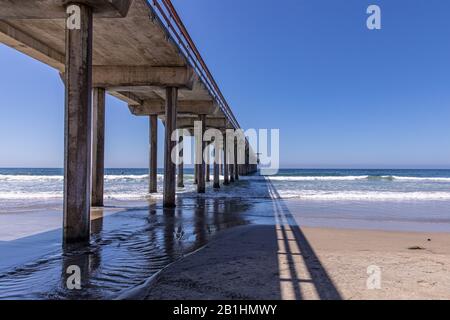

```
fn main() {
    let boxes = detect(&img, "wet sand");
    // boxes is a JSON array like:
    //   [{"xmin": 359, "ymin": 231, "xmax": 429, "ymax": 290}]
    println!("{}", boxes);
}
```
[
  {"xmin": 140, "ymin": 200, "xmax": 450, "ymax": 300},
  {"xmin": 0, "ymin": 197, "xmax": 252, "ymax": 299}
]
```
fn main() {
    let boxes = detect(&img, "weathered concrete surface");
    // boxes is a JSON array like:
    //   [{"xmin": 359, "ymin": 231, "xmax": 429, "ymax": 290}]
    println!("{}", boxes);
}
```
[
  {"xmin": 223, "ymin": 135, "xmax": 229, "ymax": 185},
  {"xmin": 163, "ymin": 87, "xmax": 177, "ymax": 207},
  {"xmin": 91, "ymin": 87, "xmax": 105, "ymax": 207},
  {"xmin": 149, "ymin": 115, "xmax": 158, "ymax": 194},
  {"xmin": 0, "ymin": 0, "xmax": 133, "ymax": 19},
  {"xmin": 63, "ymin": 3, "xmax": 92, "ymax": 244},
  {"xmin": 197, "ymin": 114, "xmax": 206, "ymax": 193},
  {"xmin": 177, "ymin": 135, "xmax": 184, "ymax": 188}
]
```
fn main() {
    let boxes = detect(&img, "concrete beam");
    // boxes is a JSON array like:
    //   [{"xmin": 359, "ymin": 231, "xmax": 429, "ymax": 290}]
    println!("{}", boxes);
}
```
[
  {"xmin": 175, "ymin": 117, "xmax": 228, "ymax": 130},
  {"xmin": 111, "ymin": 91, "xmax": 143, "ymax": 106},
  {"xmin": 0, "ymin": 0, "xmax": 133, "ymax": 19},
  {"xmin": 92, "ymin": 66, "xmax": 195, "ymax": 89},
  {"xmin": 0, "ymin": 21, "xmax": 65, "ymax": 72},
  {"xmin": 129, "ymin": 99, "xmax": 220, "ymax": 116}
]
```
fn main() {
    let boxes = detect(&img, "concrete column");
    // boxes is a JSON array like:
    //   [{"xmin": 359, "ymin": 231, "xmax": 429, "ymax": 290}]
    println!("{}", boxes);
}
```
[
  {"xmin": 230, "ymin": 152, "xmax": 235, "ymax": 183},
  {"xmin": 229, "ymin": 137, "xmax": 235, "ymax": 183},
  {"xmin": 63, "ymin": 3, "xmax": 93, "ymax": 245},
  {"xmin": 91, "ymin": 87, "xmax": 105, "ymax": 207},
  {"xmin": 234, "ymin": 140, "xmax": 239, "ymax": 181},
  {"xmin": 149, "ymin": 115, "xmax": 158, "ymax": 193},
  {"xmin": 177, "ymin": 134, "xmax": 184, "ymax": 188},
  {"xmin": 197, "ymin": 114, "xmax": 206, "ymax": 193},
  {"xmin": 223, "ymin": 134, "xmax": 229, "ymax": 185},
  {"xmin": 205, "ymin": 144, "xmax": 210, "ymax": 182},
  {"xmin": 213, "ymin": 145, "xmax": 220, "ymax": 189},
  {"xmin": 163, "ymin": 87, "xmax": 177, "ymax": 207},
  {"xmin": 194, "ymin": 162, "xmax": 198, "ymax": 184}
]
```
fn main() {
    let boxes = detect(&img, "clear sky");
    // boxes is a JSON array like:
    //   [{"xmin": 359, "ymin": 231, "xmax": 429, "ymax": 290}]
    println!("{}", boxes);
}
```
[{"xmin": 1, "ymin": 0, "xmax": 450, "ymax": 169}]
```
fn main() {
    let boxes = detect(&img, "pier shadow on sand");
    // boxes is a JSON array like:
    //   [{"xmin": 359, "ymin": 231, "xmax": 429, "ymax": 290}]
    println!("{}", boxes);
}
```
[{"xmin": 265, "ymin": 178, "xmax": 342, "ymax": 300}]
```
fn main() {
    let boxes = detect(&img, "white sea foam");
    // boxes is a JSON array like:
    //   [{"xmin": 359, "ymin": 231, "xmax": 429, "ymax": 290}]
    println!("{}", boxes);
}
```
[
  {"xmin": 274, "ymin": 190, "xmax": 450, "ymax": 201},
  {"xmin": 0, "ymin": 175, "xmax": 64, "ymax": 182},
  {"xmin": 2, "ymin": 174, "xmax": 450, "ymax": 183},
  {"xmin": 266, "ymin": 175, "xmax": 370, "ymax": 181},
  {"xmin": 249, "ymin": 175, "xmax": 450, "ymax": 182},
  {"xmin": 2, "ymin": 173, "xmax": 450, "ymax": 202},
  {"xmin": 0, "ymin": 191, "xmax": 62, "ymax": 199}
]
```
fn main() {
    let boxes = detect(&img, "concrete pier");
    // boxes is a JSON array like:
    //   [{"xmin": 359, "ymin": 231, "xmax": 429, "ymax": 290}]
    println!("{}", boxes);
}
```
[
  {"xmin": 0, "ymin": 0, "xmax": 259, "ymax": 244},
  {"xmin": 91, "ymin": 87, "xmax": 105, "ymax": 207},
  {"xmin": 163, "ymin": 87, "xmax": 178, "ymax": 207},
  {"xmin": 63, "ymin": 3, "xmax": 93, "ymax": 245},
  {"xmin": 149, "ymin": 115, "xmax": 158, "ymax": 193}
]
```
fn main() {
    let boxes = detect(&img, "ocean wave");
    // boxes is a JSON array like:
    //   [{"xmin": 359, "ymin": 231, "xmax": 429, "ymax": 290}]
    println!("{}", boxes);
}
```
[
  {"xmin": 253, "ymin": 175, "xmax": 450, "ymax": 182},
  {"xmin": 265, "ymin": 176, "xmax": 370, "ymax": 181},
  {"xmin": 0, "ymin": 175, "xmax": 64, "ymax": 182},
  {"xmin": 276, "ymin": 191, "xmax": 450, "ymax": 201},
  {"xmin": 0, "ymin": 191, "xmax": 62, "ymax": 199},
  {"xmin": 2, "ymin": 173, "xmax": 450, "ymax": 183},
  {"xmin": 0, "ymin": 174, "xmax": 164, "ymax": 182},
  {"xmin": 2, "ymin": 189, "xmax": 450, "ymax": 202}
]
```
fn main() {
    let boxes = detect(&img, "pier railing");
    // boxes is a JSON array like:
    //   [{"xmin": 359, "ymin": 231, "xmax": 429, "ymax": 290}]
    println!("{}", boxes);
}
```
[{"xmin": 149, "ymin": 0, "xmax": 240, "ymax": 130}]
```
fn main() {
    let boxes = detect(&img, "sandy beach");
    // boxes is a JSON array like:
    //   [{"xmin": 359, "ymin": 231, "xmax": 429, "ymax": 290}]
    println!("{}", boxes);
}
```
[{"xmin": 141, "ymin": 223, "xmax": 450, "ymax": 300}]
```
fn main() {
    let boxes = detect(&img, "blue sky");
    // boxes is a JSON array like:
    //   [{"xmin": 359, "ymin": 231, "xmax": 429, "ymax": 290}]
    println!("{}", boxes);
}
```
[{"xmin": 1, "ymin": 0, "xmax": 450, "ymax": 168}]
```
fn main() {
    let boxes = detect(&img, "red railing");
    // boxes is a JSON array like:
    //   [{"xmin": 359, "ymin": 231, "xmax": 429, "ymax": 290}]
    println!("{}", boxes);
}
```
[{"xmin": 149, "ymin": 0, "xmax": 240, "ymax": 129}]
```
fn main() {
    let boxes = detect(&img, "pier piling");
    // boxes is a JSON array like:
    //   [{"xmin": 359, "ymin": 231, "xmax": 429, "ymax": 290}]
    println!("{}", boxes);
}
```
[
  {"xmin": 163, "ymin": 87, "xmax": 177, "ymax": 207},
  {"xmin": 149, "ymin": 115, "xmax": 158, "ymax": 193},
  {"xmin": 197, "ymin": 115, "xmax": 206, "ymax": 193},
  {"xmin": 206, "ymin": 144, "xmax": 210, "ymax": 182},
  {"xmin": 63, "ymin": 3, "xmax": 93, "ymax": 245},
  {"xmin": 177, "ymin": 134, "xmax": 184, "ymax": 188},
  {"xmin": 213, "ymin": 146, "xmax": 220, "ymax": 189},
  {"xmin": 91, "ymin": 87, "xmax": 105, "ymax": 207},
  {"xmin": 223, "ymin": 134, "xmax": 230, "ymax": 185}
]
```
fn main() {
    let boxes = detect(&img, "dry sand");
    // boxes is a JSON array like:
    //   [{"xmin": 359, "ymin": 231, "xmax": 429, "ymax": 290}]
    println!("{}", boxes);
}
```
[{"xmin": 140, "ymin": 223, "xmax": 450, "ymax": 300}]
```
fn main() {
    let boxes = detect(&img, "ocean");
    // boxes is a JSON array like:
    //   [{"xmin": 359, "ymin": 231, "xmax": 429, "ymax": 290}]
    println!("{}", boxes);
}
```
[{"xmin": 1, "ymin": 168, "xmax": 450, "ymax": 209}]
